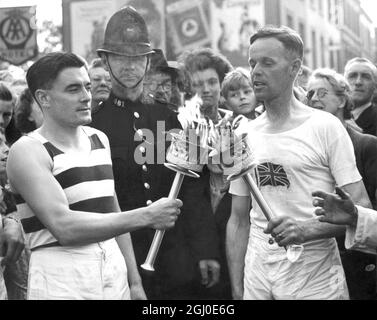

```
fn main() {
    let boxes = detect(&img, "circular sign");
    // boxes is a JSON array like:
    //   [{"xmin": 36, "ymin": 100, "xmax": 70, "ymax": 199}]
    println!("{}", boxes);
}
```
[
  {"xmin": 0, "ymin": 12, "xmax": 33, "ymax": 48},
  {"xmin": 181, "ymin": 18, "xmax": 199, "ymax": 38}
]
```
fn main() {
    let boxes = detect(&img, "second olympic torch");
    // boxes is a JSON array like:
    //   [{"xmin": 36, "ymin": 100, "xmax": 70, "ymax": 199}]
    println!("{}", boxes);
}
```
[{"xmin": 227, "ymin": 168, "xmax": 304, "ymax": 263}]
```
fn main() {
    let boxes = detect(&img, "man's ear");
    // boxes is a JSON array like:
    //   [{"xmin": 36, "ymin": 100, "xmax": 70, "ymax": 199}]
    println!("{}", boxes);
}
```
[
  {"xmin": 34, "ymin": 89, "xmax": 50, "ymax": 109},
  {"xmin": 291, "ymin": 59, "xmax": 302, "ymax": 79}
]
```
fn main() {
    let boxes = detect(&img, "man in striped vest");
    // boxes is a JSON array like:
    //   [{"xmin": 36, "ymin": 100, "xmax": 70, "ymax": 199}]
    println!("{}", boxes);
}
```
[{"xmin": 6, "ymin": 52, "xmax": 182, "ymax": 300}]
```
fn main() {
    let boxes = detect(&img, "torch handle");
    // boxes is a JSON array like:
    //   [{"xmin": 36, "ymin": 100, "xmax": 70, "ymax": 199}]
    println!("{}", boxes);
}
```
[
  {"xmin": 141, "ymin": 172, "xmax": 185, "ymax": 271},
  {"xmin": 242, "ymin": 172, "xmax": 306, "ymax": 260},
  {"xmin": 243, "ymin": 173, "xmax": 275, "ymax": 221}
]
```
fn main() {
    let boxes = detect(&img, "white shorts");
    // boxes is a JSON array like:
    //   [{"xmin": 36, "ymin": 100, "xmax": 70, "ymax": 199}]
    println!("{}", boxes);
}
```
[
  {"xmin": 27, "ymin": 239, "xmax": 130, "ymax": 300},
  {"xmin": 0, "ymin": 262, "xmax": 7, "ymax": 300},
  {"xmin": 243, "ymin": 225, "xmax": 349, "ymax": 300}
]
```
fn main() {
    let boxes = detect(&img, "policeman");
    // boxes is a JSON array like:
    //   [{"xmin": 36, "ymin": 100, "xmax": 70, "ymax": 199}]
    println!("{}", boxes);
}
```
[{"xmin": 91, "ymin": 6, "xmax": 221, "ymax": 300}]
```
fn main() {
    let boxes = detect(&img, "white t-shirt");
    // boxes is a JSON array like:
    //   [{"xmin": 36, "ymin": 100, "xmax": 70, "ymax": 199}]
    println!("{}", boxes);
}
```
[{"xmin": 230, "ymin": 109, "xmax": 362, "ymax": 229}]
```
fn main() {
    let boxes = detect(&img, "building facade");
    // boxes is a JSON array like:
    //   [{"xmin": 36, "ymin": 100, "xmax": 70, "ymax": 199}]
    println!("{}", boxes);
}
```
[
  {"xmin": 61, "ymin": 0, "xmax": 375, "ymax": 70},
  {"xmin": 263, "ymin": 0, "xmax": 374, "ymax": 72}
]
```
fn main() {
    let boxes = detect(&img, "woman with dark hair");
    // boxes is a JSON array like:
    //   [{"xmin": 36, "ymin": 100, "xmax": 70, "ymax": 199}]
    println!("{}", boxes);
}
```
[
  {"xmin": 14, "ymin": 88, "xmax": 43, "ymax": 135},
  {"xmin": 307, "ymin": 68, "xmax": 377, "ymax": 300},
  {"xmin": 179, "ymin": 48, "xmax": 233, "ymax": 120},
  {"xmin": 179, "ymin": 48, "xmax": 234, "ymax": 300},
  {"xmin": 0, "ymin": 83, "xmax": 21, "ymax": 145},
  {"xmin": 0, "ymin": 82, "xmax": 27, "ymax": 300}
]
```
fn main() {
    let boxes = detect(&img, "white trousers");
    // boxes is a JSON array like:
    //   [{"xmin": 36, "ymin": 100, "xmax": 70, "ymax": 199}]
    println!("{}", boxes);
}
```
[
  {"xmin": 0, "ymin": 262, "xmax": 6, "ymax": 300},
  {"xmin": 243, "ymin": 225, "xmax": 349, "ymax": 300},
  {"xmin": 27, "ymin": 238, "xmax": 130, "ymax": 300}
]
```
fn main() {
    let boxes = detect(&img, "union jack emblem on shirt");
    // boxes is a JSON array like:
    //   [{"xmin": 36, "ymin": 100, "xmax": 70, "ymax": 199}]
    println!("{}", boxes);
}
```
[{"xmin": 255, "ymin": 162, "xmax": 290, "ymax": 188}]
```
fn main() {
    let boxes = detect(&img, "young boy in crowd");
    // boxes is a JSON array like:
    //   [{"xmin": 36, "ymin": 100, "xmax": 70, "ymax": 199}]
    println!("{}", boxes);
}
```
[{"xmin": 221, "ymin": 67, "xmax": 260, "ymax": 120}]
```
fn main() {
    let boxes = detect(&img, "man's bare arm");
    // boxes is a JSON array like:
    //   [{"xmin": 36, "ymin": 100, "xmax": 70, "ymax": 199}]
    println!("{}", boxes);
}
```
[
  {"xmin": 226, "ymin": 194, "xmax": 250, "ymax": 300},
  {"xmin": 7, "ymin": 137, "xmax": 181, "ymax": 247}
]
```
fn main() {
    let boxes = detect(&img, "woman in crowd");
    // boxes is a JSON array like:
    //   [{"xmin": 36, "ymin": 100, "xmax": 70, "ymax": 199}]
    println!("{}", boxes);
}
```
[
  {"xmin": 0, "ymin": 83, "xmax": 27, "ymax": 300},
  {"xmin": 307, "ymin": 68, "xmax": 377, "ymax": 300},
  {"xmin": 179, "ymin": 48, "xmax": 234, "ymax": 299},
  {"xmin": 14, "ymin": 88, "xmax": 43, "ymax": 135}
]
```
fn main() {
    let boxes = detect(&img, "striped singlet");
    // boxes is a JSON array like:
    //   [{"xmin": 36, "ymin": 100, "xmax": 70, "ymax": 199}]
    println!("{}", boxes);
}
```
[{"xmin": 15, "ymin": 127, "xmax": 118, "ymax": 251}]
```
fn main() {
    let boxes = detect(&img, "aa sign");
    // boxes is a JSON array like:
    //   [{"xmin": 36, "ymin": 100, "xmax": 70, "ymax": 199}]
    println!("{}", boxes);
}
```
[{"xmin": 0, "ymin": 6, "xmax": 38, "ymax": 65}]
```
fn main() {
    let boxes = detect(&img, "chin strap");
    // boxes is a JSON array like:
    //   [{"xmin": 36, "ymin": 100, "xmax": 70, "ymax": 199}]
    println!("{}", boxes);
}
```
[{"xmin": 105, "ymin": 54, "xmax": 150, "ymax": 90}]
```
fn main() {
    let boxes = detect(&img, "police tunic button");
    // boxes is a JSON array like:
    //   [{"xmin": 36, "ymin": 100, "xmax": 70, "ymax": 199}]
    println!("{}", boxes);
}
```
[
  {"xmin": 144, "ymin": 183, "xmax": 150, "ymax": 190},
  {"xmin": 146, "ymin": 200, "xmax": 153, "ymax": 206},
  {"xmin": 139, "ymin": 146, "xmax": 146, "ymax": 153},
  {"xmin": 134, "ymin": 112, "xmax": 140, "ymax": 119},
  {"xmin": 142, "ymin": 165, "xmax": 147, "ymax": 172},
  {"xmin": 137, "ymin": 129, "xmax": 143, "ymax": 137},
  {"xmin": 365, "ymin": 264, "xmax": 376, "ymax": 272}
]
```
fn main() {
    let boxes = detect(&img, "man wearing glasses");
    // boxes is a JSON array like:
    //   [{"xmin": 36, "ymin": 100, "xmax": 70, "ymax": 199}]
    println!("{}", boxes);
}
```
[
  {"xmin": 142, "ymin": 49, "xmax": 176, "ymax": 107},
  {"xmin": 344, "ymin": 57, "xmax": 377, "ymax": 137}
]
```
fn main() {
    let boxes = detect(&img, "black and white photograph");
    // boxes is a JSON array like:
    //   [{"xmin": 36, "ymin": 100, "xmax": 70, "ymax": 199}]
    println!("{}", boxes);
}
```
[{"xmin": 1, "ymin": 0, "xmax": 377, "ymax": 308}]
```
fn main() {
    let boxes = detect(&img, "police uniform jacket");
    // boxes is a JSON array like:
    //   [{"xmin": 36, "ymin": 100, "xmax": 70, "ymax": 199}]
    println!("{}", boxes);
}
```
[{"xmin": 90, "ymin": 92, "xmax": 220, "ymax": 296}]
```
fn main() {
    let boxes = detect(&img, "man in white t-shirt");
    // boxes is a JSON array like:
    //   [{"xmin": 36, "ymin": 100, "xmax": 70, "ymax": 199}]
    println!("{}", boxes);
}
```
[{"xmin": 226, "ymin": 26, "xmax": 372, "ymax": 300}]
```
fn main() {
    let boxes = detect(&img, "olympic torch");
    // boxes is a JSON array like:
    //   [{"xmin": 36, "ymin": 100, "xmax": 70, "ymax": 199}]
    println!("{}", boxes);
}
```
[{"xmin": 141, "ymin": 164, "xmax": 199, "ymax": 272}]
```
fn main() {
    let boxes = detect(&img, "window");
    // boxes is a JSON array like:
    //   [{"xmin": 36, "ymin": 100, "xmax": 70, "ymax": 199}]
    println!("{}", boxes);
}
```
[
  {"xmin": 312, "ymin": 30, "xmax": 317, "ymax": 69},
  {"xmin": 299, "ymin": 22, "xmax": 306, "ymax": 45},
  {"xmin": 287, "ymin": 14, "xmax": 294, "ymax": 29},
  {"xmin": 318, "ymin": 0, "xmax": 323, "ymax": 16},
  {"xmin": 320, "ymin": 36, "xmax": 325, "ymax": 67}
]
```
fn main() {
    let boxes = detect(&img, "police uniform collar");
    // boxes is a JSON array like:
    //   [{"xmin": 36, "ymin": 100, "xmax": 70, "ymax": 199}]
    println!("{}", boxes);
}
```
[{"xmin": 110, "ymin": 92, "xmax": 141, "ymax": 108}]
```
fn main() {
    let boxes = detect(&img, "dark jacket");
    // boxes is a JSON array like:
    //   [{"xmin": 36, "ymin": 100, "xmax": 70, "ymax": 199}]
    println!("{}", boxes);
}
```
[
  {"xmin": 336, "ymin": 126, "xmax": 377, "ymax": 300},
  {"xmin": 355, "ymin": 103, "xmax": 377, "ymax": 137},
  {"xmin": 90, "ymin": 93, "xmax": 221, "ymax": 299}
]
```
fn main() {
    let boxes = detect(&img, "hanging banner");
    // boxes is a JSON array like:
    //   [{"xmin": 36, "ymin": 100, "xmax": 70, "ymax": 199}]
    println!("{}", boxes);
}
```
[
  {"xmin": 0, "ymin": 6, "xmax": 38, "ymax": 65},
  {"xmin": 210, "ymin": 0, "xmax": 265, "ymax": 67},
  {"xmin": 166, "ymin": 0, "xmax": 210, "ymax": 55},
  {"xmin": 69, "ymin": 0, "xmax": 118, "ymax": 63}
]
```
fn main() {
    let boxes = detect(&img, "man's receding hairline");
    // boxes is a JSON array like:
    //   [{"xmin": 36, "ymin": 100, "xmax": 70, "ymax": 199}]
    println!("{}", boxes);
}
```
[
  {"xmin": 249, "ymin": 37, "xmax": 301, "ymax": 61},
  {"xmin": 345, "ymin": 60, "xmax": 377, "ymax": 75}
]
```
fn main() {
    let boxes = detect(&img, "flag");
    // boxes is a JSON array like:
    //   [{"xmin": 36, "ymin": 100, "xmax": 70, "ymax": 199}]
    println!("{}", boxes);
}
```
[{"xmin": 255, "ymin": 162, "xmax": 290, "ymax": 188}]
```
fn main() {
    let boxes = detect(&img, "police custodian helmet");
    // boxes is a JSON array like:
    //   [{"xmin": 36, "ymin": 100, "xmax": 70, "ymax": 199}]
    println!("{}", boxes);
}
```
[{"xmin": 97, "ymin": 6, "xmax": 154, "ymax": 57}]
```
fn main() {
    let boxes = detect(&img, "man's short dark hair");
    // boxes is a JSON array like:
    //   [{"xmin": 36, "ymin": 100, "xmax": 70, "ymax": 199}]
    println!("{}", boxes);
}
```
[
  {"xmin": 178, "ymin": 48, "xmax": 233, "ymax": 84},
  {"xmin": 249, "ymin": 26, "xmax": 304, "ymax": 60},
  {"xmin": 26, "ymin": 52, "xmax": 87, "ymax": 99}
]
